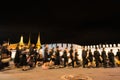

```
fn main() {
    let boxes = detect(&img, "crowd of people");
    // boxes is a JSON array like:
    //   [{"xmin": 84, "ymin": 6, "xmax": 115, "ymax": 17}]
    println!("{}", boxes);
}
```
[{"xmin": 0, "ymin": 43, "xmax": 120, "ymax": 71}]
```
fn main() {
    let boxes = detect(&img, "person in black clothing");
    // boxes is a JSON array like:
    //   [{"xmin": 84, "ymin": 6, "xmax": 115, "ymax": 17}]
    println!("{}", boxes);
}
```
[
  {"xmin": 82, "ymin": 47, "xmax": 88, "ymax": 68},
  {"xmin": 29, "ymin": 44, "xmax": 36, "ymax": 56},
  {"xmin": 0, "ymin": 47, "xmax": 4, "ymax": 70},
  {"xmin": 101, "ymin": 48, "xmax": 107, "ymax": 68},
  {"xmin": 14, "ymin": 45, "xmax": 21, "ymax": 68},
  {"xmin": 49, "ymin": 48, "xmax": 55, "ymax": 63},
  {"xmin": 44, "ymin": 44, "xmax": 49, "ymax": 63},
  {"xmin": 34, "ymin": 47, "xmax": 39, "ymax": 66},
  {"xmin": 69, "ymin": 46, "xmax": 74, "ymax": 68},
  {"xmin": 63, "ymin": 48, "xmax": 68, "ymax": 67},
  {"xmin": 55, "ymin": 46, "xmax": 60, "ymax": 66},
  {"xmin": 20, "ymin": 47, "xmax": 28, "ymax": 71},
  {"xmin": 87, "ymin": 49, "xmax": 93, "ymax": 67},
  {"xmin": 116, "ymin": 49, "xmax": 120, "ymax": 60},
  {"xmin": 94, "ymin": 47, "xmax": 101, "ymax": 68},
  {"xmin": 116, "ymin": 49, "xmax": 120, "ymax": 66},
  {"xmin": 74, "ymin": 49, "xmax": 80, "ymax": 66},
  {"xmin": 1, "ymin": 44, "xmax": 11, "ymax": 68},
  {"xmin": 0, "ymin": 58, "xmax": 3, "ymax": 70},
  {"xmin": 108, "ymin": 49, "xmax": 115, "ymax": 67},
  {"xmin": 49, "ymin": 48, "xmax": 53, "ymax": 60},
  {"xmin": 28, "ymin": 44, "xmax": 37, "ymax": 68}
]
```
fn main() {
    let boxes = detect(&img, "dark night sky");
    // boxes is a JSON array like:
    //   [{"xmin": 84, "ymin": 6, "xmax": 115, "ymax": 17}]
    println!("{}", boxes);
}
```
[{"xmin": 0, "ymin": 1, "xmax": 119, "ymax": 45}]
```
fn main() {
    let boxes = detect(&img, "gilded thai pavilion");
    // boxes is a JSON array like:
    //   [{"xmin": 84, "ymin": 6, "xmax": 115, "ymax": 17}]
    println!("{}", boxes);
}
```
[{"xmin": 8, "ymin": 33, "xmax": 41, "ymax": 50}]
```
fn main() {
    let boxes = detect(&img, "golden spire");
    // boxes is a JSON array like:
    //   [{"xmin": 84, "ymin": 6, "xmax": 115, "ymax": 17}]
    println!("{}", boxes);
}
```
[
  {"xmin": 19, "ymin": 35, "xmax": 24, "ymax": 46},
  {"xmin": 36, "ymin": 32, "xmax": 41, "ymax": 49}
]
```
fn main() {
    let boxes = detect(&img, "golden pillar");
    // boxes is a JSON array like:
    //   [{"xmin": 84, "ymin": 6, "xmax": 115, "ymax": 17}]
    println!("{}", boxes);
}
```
[
  {"xmin": 19, "ymin": 35, "xmax": 24, "ymax": 46},
  {"xmin": 36, "ymin": 32, "xmax": 41, "ymax": 49}
]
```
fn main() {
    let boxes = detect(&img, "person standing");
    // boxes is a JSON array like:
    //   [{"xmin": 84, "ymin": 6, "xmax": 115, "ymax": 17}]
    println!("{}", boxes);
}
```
[
  {"xmin": 87, "ymin": 49, "xmax": 93, "ymax": 67},
  {"xmin": 14, "ymin": 45, "xmax": 21, "ymax": 68},
  {"xmin": 55, "ymin": 46, "xmax": 60, "ymax": 66},
  {"xmin": 1, "ymin": 43, "xmax": 11, "ymax": 68},
  {"xmin": 63, "ymin": 48, "xmax": 68, "ymax": 67},
  {"xmin": 108, "ymin": 49, "xmax": 115, "ymax": 67},
  {"xmin": 116, "ymin": 49, "xmax": 120, "ymax": 66},
  {"xmin": 20, "ymin": 47, "xmax": 28, "ymax": 71},
  {"xmin": 94, "ymin": 47, "xmax": 101, "ymax": 68},
  {"xmin": 69, "ymin": 46, "xmax": 74, "ymax": 68},
  {"xmin": 74, "ymin": 49, "xmax": 80, "ymax": 66},
  {"xmin": 82, "ymin": 47, "xmax": 88, "ymax": 68},
  {"xmin": 44, "ymin": 44, "xmax": 49, "ymax": 63},
  {"xmin": 101, "ymin": 48, "xmax": 107, "ymax": 68}
]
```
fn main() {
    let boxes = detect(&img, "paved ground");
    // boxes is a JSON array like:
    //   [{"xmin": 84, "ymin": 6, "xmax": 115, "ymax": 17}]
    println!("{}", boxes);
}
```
[{"xmin": 0, "ymin": 65, "xmax": 120, "ymax": 80}]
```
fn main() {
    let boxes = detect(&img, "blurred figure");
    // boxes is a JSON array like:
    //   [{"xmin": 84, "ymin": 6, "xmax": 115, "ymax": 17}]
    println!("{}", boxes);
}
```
[
  {"xmin": 82, "ymin": 47, "xmax": 88, "ymax": 68},
  {"xmin": 1, "ymin": 43, "xmax": 11, "ymax": 68},
  {"xmin": 20, "ymin": 47, "xmax": 28, "ymax": 71},
  {"xmin": 69, "ymin": 46, "xmax": 74, "ymax": 68},
  {"xmin": 115, "ymin": 49, "xmax": 120, "ymax": 66},
  {"xmin": 44, "ymin": 44, "xmax": 49, "ymax": 63},
  {"xmin": 37, "ymin": 47, "xmax": 43, "ymax": 66},
  {"xmin": 94, "ymin": 47, "xmax": 101, "ymax": 68},
  {"xmin": 108, "ymin": 49, "xmax": 115, "ymax": 67},
  {"xmin": 87, "ymin": 49, "xmax": 93, "ymax": 67},
  {"xmin": 74, "ymin": 49, "xmax": 80, "ymax": 66},
  {"xmin": 116, "ymin": 49, "xmax": 120, "ymax": 60},
  {"xmin": 101, "ymin": 48, "xmax": 107, "ymax": 68},
  {"xmin": 63, "ymin": 48, "xmax": 68, "ymax": 67},
  {"xmin": 55, "ymin": 46, "xmax": 60, "ymax": 66},
  {"xmin": 14, "ymin": 45, "xmax": 21, "ymax": 68}
]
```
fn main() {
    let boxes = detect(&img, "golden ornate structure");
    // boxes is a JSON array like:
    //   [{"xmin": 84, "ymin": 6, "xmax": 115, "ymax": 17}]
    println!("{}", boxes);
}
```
[
  {"xmin": 19, "ymin": 35, "xmax": 24, "ymax": 46},
  {"xmin": 8, "ymin": 43, "xmax": 18, "ymax": 50},
  {"xmin": 36, "ymin": 32, "xmax": 41, "ymax": 49},
  {"xmin": 8, "ymin": 33, "xmax": 41, "ymax": 49}
]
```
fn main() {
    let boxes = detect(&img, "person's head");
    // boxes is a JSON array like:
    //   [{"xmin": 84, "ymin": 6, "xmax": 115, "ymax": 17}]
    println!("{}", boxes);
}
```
[
  {"xmin": 31, "ymin": 44, "xmax": 35, "ymax": 47},
  {"xmin": 95, "ymin": 47, "xmax": 98, "ymax": 50},
  {"xmin": 118, "ymin": 49, "xmax": 120, "ymax": 51},
  {"xmin": 75, "ymin": 49, "xmax": 78, "ymax": 52},
  {"xmin": 70, "ymin": 46, "xmax": 73, "ymax": 49},
  {"xmin": 56, "ymin": 46, "xmax": 59, "ymax": 48},
  {"xmin": 102, "ymin": 48, "xmax": 105, "ymax": 51},
  {"xmin": 110, "ymin": 49, "xmax": 113, "ymax": 52},
  {"xmin": 56, "ymin": 46, "xmax": 59, "ymax": 50},
  {"xmin": 65, "ymin": 47, "xmax": 68, "ymax": 51},
  {"xmin": 45, "ymin": 44, "xmax": 48, "ymax": 48},
  {"xmin": 82, "ymin": 46, "xmax": 85, "ymax": 50}
]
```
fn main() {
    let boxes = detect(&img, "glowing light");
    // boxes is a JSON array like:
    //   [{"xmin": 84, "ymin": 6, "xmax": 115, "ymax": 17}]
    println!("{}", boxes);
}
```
[
  {"xmin": 103, "ymin": 45, "xmax": 105, "ymax": 48},
  {"xmin": 113, "ymin": 44, "xmax": 116, "ymax": 47},
  {"xmin": 110, "ymin": 44, "xmax": 112, "ymax": 47},
  {"xmin": 106, "ymin": 44, "xmax": 108, "ymax": 47}
]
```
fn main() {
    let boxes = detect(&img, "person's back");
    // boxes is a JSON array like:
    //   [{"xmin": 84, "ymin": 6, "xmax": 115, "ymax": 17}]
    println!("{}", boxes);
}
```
[
  {"xmin": 82, "ymin": 50, "xmax": 87, "ymax": 58},
  {"xmin": 93, "ymin": 47, "xmax": 101, "ymax": 67},
  {"xmin": 94, "ymin": 50, "xmax": 100, "ymax": 59},
  {"xmin": 116, "ymin": 49, "xmax": 120, "ymax": 60},
  {"xmin": 108, "ymin": 50, "xmax": 114, "ymax": 60},
  {"xmin": 82, "ymin": 47, "xmax": 88, "ymax": 68},
  {"xmin": 108, "ymin": 49, "xmax": 115, "ymax": 67},
  {"xmin": 101, "ymin": 48, "xmax": 107, "ymax": 67},
  {"xmin": 88, "ymin": 49, "xmax": 93, "ymax": 63}
]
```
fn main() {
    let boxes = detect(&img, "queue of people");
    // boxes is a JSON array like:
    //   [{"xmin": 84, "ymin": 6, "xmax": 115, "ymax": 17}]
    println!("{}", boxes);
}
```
[
  {"xmin": 82, "ymin": 47, "xmax": 120, "ymax": 68},
  {"xmin": 1, "ymin": 43, "xmax": 120, "ymax": 71}
]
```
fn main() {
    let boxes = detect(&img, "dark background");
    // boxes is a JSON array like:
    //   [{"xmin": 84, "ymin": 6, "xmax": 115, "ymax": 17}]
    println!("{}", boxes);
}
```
[{"xmin": 0, "ymin": 0, "xmax": 119, "ymax": 45}]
